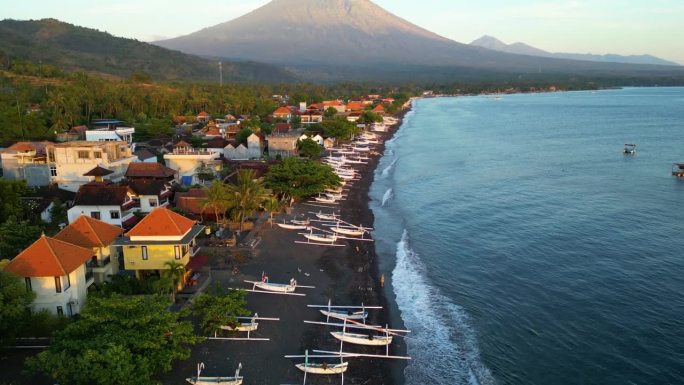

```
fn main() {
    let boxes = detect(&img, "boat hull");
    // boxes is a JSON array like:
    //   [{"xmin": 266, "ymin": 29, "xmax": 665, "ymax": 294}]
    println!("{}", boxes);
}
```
[
  {"xmin": 330, "ymin": 331, "xmax": 392, "ymax": 346},
  {"xmin": 186, "ymin": 376, "xmax": 243, "ymax": 385},
  {"xmin": 295, "ymin": 362, "xmax": 349, "ymax": 374},
  {"xmin": 320, "ymin": 309, "xmax": 367, "ymax": 320},
  {"xmin": 219, "ymin": 323, "xmax": 258, "ymax": 332},
  {"xmin": 255, "ymin": 282, "xmax": 295, "ymax": 293},
  {"xmin": 304, "ymin": 234, "xmax": 337, "ymax": 243},
  {"xmin": 277, "ymin": 223, "xmax": 309, "ymax": 230},
  {"xmin": 331, "ymin": 227, "xmax": 365, "ymax": 237}
]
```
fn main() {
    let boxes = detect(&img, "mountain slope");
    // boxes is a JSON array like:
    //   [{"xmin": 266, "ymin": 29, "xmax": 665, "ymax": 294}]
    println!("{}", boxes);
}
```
[
  {"xmin": 0, "ymin": 18, "xmax": 298, "ymax": 82},
  {"xmin": 155, "ymin": 0, "xmax": 684, "ymax": 81},
  {"xmin": 470, "ymin": 35, "xmax": 680, "ymax": 66}
]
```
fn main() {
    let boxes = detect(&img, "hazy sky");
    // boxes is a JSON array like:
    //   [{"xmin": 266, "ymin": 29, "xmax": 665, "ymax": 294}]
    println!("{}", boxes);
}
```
[{"xmin": 2, "ymin": 0, "xmax": 683, "ymax": 64}]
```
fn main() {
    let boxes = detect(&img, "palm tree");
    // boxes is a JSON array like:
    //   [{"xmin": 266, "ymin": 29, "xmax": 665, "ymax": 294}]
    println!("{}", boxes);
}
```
[
  {"xmin": 226, "ymin": 169, "xmax": 270, "ymax": 231},
  {"xmin": 202, "ymin": 180, "xmax": 233, "ymax": 225},
  {"xmin": 263, "ymin": 196, "xmax": 281, "ymax": 228},
  {"xmin": 162, "ymin": 260, "xmax": 186, "ymax": 303}
]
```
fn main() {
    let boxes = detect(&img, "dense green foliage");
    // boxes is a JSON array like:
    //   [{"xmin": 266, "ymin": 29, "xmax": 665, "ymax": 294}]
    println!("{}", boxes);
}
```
[
  {"xmin": 265, "ymin": 158, "xmax": 341, "ymax": 202},
  {"xmin": 192, "ymin": 284, "xmax": 250, "ymax": 334},
  {"xmin": 298, "ymin": 138, "xmax": 323, "ymax": 158},
  {"xmin": 0, "ymin": 180, "xmax": 29, "ymax": 222},
  {"xmin": 27, "ymin": 294, "xmax": 201, "ymax": 385},
  {"xmin": 0, "ymin": 216, "xmax": 43, "ymax": 260},
  {"xmin": 94, "ymin": 275, "xmax": 160, "ymax": 296},
  {"xmin": 0, "ymin": 270, "xmax": 36, "ymax": 347},
  {"xmin": 0, "ymin": 19, "xmax": 296, "ymax": 83},
  {"xmin": 358, "ymin": 111, "xmax": 384, "ymax": 123}
]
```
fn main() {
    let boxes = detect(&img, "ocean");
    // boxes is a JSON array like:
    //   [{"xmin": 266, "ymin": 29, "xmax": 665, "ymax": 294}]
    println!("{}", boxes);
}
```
[{"xmin": 370, "ymin": 88, "xmax": 684, "ymax": 385}]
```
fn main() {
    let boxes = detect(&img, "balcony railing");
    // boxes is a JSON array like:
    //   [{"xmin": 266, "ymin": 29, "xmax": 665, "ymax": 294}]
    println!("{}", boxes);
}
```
[
  {"xmin": 88, "ymin": 256, "xmax": 111, "ymax": 268},
  {"xmin": 85, "ymin": 270, "xmax": 94, "ymax": 284}
]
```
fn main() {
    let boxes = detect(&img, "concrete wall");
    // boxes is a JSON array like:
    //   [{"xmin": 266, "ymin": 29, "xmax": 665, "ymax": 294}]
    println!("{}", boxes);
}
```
[
  {"xmin": 123, "ymin": 244, "xmax": 190, "ymax": 273},
  {"xmin": 28, "ymin": 264, "xmax": 89, "ymax": 316},
  {"xmin": 68, "ymin": 205, "xmax": 123, "ymax": 226}
]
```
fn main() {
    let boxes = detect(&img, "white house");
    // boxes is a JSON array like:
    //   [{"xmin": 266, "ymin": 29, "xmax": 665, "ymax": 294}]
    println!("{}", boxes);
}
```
[
  {"xmin": 85, "ymin": 120, "xmax": 135, "ymax": 144},
  {"xmin": 224, "ymin": 134, "xmax": 263, "ymax": 160},
  {"xmin": 4, "ymin": 236, "xmax": 94, "ymax": 316},
  {"xmin": 163, "ymin": 141, "xmax": 217, "ymax": 186},
  {"xmin": 128, "ymin": 179, "xmax": 173, "ymax": 212},
  {"xmin": 67, "ymin": 183, "xmax": 138, "ymax": 227}
]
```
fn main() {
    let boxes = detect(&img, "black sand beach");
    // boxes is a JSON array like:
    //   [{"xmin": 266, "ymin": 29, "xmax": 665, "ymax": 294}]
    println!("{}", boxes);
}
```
[{"xmin": 159, "ymin": 108, "xmax": 411, "ymax": 385}]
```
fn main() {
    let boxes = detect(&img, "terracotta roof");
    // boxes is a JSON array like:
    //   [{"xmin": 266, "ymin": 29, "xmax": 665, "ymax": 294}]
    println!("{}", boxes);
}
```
[
  {"xmin": 346, "ymin": 102, "xmax": 364, "ymax": 111},
  {"xmin": 128, "ymin": 179, "xmax": 168, "ymax": 196},
  {"xmin": 273, "ymin": 106, "xmax": 291, "ymax": 115},
  {"xmin": 274, "ymin": 123, "xmax": 291, "ymax": 133},
  {"xmin": 6, "ymin": 142, "xmax": 37, "ymax": 152},
  {"xmin": 323, "ymin": 100, "xmax": 343, "ymax": 106},
  {"xmin": 197, "ymin": 111, "xmax": 209, "ymax": 117},
  {"xmin": 73, "ymin": 184, "xmax": 130, "ymax": 206},
  {"xmin": 373, "ymin": 104, "xmax": 385, "ymax": 112},
  {"xmin": 126, "ymin": 208, "xmax": 196, "ymax": 237},
  {"xmin": 206, "ymin": 137, "xmax": 227, "ymax": 148},
  {"xmin": 69, "ymin": 125, "xmax": 88, "ymax": 134},
  {"xmin": 133, "ymin": 148, "xmax": 157, "ymax": 161},
  {"xmin": 173, "ymin": 140, "xmax": 191, "ymax": 148},
  {"xmin": 205, "ymin": 128, "xmax": 222, "ymax": 136},
  {"xmin": 4, "ymin": 236, "xmax": 94, "ymax": 277},
  {"xmin": 54, "ymin": 215, "xmax": 123, "ymax": 248},
  {"xmin": 83, "ymin": 165, "xmax": 114, "ymax": 177},
  {"xmin": 125, "ymin": 162, "xmax": 175, "ymax": 179}
]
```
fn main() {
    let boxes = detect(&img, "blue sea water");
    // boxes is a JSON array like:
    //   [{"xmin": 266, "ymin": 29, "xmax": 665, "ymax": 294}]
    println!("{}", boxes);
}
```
[{"xmin": 370, "ymin": 88, "xmax": 684, "ymax": 385}]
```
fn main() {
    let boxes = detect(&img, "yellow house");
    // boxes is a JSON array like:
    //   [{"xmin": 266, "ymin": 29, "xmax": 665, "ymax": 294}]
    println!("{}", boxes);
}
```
[{"xmin": 116, "ymin": 208, "xmax": 204, "ymax": 279}]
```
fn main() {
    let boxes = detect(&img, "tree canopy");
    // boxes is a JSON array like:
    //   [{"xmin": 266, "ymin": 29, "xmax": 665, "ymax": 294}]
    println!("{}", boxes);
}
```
[
  {"xmin": 0, "ymin": 216, "xmax": 42, "ymax": 260},
  {"xmin": 27, "ymin": 294, "xmax": 201, "ymax": 385},
  {"xmin": 265, "ymin": 158, "xmax": 341, "ymax": 202},
  {"xmin": 192, "ymin": 285, "xmax": 250, "ymax": 334},
  {"xmin": 321, "ymin": 118, "xmax": 360, "ymax": 141},
  {"xmin": 0, "ymin": 270, "xmax": 35, "ymax": 347},
  {"xmin": 298, "ymin": 138, "xmax": 323, "ymax": 159}
]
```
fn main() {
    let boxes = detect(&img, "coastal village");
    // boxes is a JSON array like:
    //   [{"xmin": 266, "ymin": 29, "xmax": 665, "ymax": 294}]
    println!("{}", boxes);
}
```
[{"xmin": 0, "ymin": 93, "xmax": 413, "ymax": 385}]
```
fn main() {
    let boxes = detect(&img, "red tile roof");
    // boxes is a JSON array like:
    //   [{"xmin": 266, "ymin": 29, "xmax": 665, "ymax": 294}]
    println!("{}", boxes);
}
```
[
  {"xmin": 346, "ymin": 102, "xmax": 364, "ymax": 111},
  {"xmin": 4, "ymin": 236, "xmax": 94, "ymax": 277},
  {"xmin": 372, "ymin": 104, "xmax": 385, "ymax": 113},
  {"xmin": 73, "ymin": 184, "xmax": 130, "ymax": 206},
  {"xmin": 273, "ymin": 107, "xmax": 291, "ymax": 115},
  {"xmin": 125, "ymin": 163, "xmax": 176, "ymax": 178},
  {"xmin": 83, "ymin": 165, "xmax": 114, "ymax": 177},
  {"xmin": 54, "ymin": 215, "xmax": 123, "ymax": 248},
  {"xmin": 274, "ymin": 123, "xmax": 292, "ymax": 133},
  {"xmin": 197, "ymin": 111, "xmax": 209, "ymax": 117},
  {"xmin": 126, "ymin": 208, "xmax": 196, "ymax": 237}
]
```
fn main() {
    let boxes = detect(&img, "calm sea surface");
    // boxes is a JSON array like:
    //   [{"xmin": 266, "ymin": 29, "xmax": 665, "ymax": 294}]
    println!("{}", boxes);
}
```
[{"xmin": 370, "ymin": 88, "xmax": 684, "ymax": 385}]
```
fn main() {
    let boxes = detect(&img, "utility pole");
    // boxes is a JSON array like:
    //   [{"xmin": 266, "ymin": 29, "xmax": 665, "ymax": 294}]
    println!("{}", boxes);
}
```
[{"xmin": 218, "ymin": 61, "xmax": 223, "ymax": 86}]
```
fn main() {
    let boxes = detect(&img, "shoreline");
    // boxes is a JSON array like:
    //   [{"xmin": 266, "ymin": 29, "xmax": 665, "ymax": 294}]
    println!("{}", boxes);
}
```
[{"xmin": 157, "ymin": 101, "xmax": 415, "ymax": 385}]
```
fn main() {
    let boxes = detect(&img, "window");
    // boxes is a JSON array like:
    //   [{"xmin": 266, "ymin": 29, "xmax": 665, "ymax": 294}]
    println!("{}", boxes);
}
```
[
  {"xmin": 174, "ymin": 245, "xmax": 181, "ymax": 260},
  {"xmin": 50, "ymin": 165, "xmax": 57, "ymax": 177},
  {"xmin": 110, "ymin": 210, "xmax": 120, "ymax": 219},
  {"xmin": 149, "ymin": 198, "xmax": 158, "ymax": 207},
  {"xmin": 90, "ymin": 211, "xmax": 100, "ymax": 220},
  {"xmin": 77, "ymin": 150, "xmax": 90, "ymax": 159},
  {"xmin": 55, "ymin": 276, "xmax": 62, "ymax": 293},
  {"xmin": 56, "ymin": 306, "xmax": 64, "ymax": 317},
  {"xmin": 25, "ymin": 277, "xmax": 32, "ymax": 292},
  {"xmin": 93, "ymin": 151, "xmax": 102, "ymax": 159},
  {"xmin": 141, "ymin": 246, "xmax": 148, "ymax": 260},
  {"xmin": 64, "ymin": 274, "xmax": 71, "ymax": 291},
  {"xmin": 67, "ymin": 303, "xmax": 73, "ymax": 317},
  {"xmin": 183, "ymin": 244, "xmax": 189, "ymax": 256}
]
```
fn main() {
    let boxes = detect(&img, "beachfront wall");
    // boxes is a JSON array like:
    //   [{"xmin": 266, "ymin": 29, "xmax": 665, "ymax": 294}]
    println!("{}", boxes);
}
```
[{"xmin": 266, "ymin": 133, "xmax": 299, "ymax": 158}]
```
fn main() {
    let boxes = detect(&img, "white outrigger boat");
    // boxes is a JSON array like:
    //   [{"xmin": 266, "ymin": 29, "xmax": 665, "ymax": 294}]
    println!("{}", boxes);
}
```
[
  {"xmin": 309, "ymin": 300, "xmax": 382, "ymax": 322},
  {"xmin": 186, "ymin": 362, "xmax": 243, "ymax": 385},
  {"xmin": 244, "ymin": 273, "xmax": 315, "ymax": 296},
  {"xmin": 277, "ymin": 218, "xmax": 310, "ymax": 230},
  {"xmin": 314, "ymin": 211, "xmax": 340, "ymax": 221},
  {"xmin": 304, "ymin": 232, "xmax": 338, "ymax": 243},
  {"xmin": 315, "ymin": 195, "xmax": 337, "ymax": 204},
  {"xmin": 211, "ymin": 313, "xmax": 281, "ymax": 341},
  {"xmin": 331, "ymin": 331, "xmax": 392, "ymax": 346},
  {"xmin": 330, "ymin": 226, "xmax": 366, "ymax": 237},
  {"xmin": 296, "ymin": 361, "xmax": 349, "ymax": 375}
]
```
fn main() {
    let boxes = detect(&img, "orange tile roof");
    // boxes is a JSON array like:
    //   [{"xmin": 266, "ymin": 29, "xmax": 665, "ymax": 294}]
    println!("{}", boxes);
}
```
[
  {"xmin": 197, "ymin": 111, "xmax": 209, "ymax": 117},
  {"xmin": 4, "ymin": 236, "xmax": 94, "ymax": 277},
  {"xmin": 54, "ymin": 215, "xmax": 123, "ymax": 248},
  {"xmin": 372, "ymin": 104, "xmax": 385, "ymax": 112},
  {"xmin": 346, "ymin": 102, "xmax": 364, "ymax": 111},
  {"xmin": 273, "ymin": 106, "xmax": 291, "ymax": 115},
  {"xmin": 323, "ymin": 100, "xmax": 343, "ymax": 106},
  {"xmin": 126, "ymin": 208, "xmax": 196, "ymax": 237}
]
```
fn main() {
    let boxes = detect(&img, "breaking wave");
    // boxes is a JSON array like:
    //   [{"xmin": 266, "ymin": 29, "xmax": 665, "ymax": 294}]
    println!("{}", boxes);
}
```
[
  {"xmin": 381, "ymin": 157, "xmax": 398, "ymax": 178},
  {"xmin": 381, "ymin": 188, "xmax": 394, "ymax": 207},
  {"xmin": 393, "ymin": 230, "xmax": 495, "ymax": 385}
]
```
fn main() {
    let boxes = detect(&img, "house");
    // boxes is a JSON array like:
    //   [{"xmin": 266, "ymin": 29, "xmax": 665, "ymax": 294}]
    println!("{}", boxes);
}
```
[
  {"xmin": 323, "ymin": 137, "xmax": 336, "ymax": 149},
  {"xmin": 203, "ymin": 121, "xmax": 223, "ymax": 138},
  {"xmin": 300, "ymin": 111, "xmax": 323, "ymax": 124},
  {"xmin": 196, "ymin": 111, "xmax": 211, "ymax": 123},
  {"xmin": 323, "ymin": 100, "xmax": 346, "ymax": 113},
  {"xmin": 85, "ymin": 120, "xmax": 135, "ymax": 144},
  {"xmin": 133, "ymin": 148, "xmax": 157, "ymax": 163},
  {"xmin": 272, "ymin": 106, "xmax": 293, "ymax": 121},
  {"xmin": 346, "ymin": 111, "xmax": 363, "ymax": 122},
  {"xmin": 346, "ymin": 101, "xmax": 365, "ymax": 112},
  {"xmin": 49, "ymin": 141, "xmax": 137, "ymax": 192},
  {"xmin": 372, "ymin": 104, "xmax": 386, "ymax": 115},
  {"xmin": 267, "ymin": 130, "xmax": 301, "ymax": 158},
  {"xmin": 128, "ymin": 179, "xmax": 173, "ymax": 212},
  {"xmin": 206, "ymin": 137, "xmax": 228, "ymax": 159},
  {"xmin": 163, "ymin": 141, "xmax": 217, "ymax": 186},
  {"xmin": 56, "ymin": 125, "xmax": 88, "ymax": 142},
  {"xmin": 125, "ymin": 162, "xmax": 176, "ymax": 181},
  {"xmin": 298, "ymin": 134, "xmax": 324, "ymax": 147},
  {"xmin": 67, "ymin": 183, "xmax": 138, "ymax": 227},
  {"xmin": 224, "ymin": 142, "xmax": 249, "ymax": 160},
  {"xmin": 54, "ymin": 215, "xmax": 124, "ymax": 284},
  {"xmin": 115, "ymin": 208, "xmax": 204, "ymax": 280},
  {"xmin": 3, "ymin": 235, "xmax": 95, "ymax": 316},
  {"xmin": 0, "ymin": 141, "xmax": 52, "ymax": 187}
]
